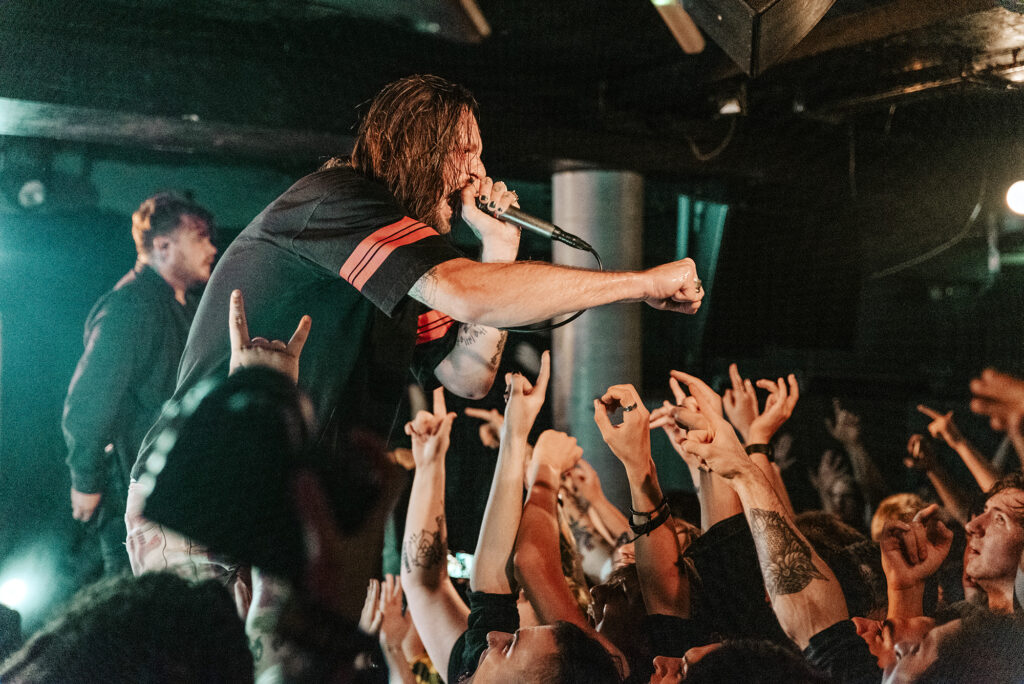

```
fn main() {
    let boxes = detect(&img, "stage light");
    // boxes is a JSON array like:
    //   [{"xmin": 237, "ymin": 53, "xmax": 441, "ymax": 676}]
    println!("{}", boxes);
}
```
[
  {"xmin": 651, "ymin": 0, "xmax": 706, "ymax": 55},
  {"xmin": 0, "ymin": 578, "xmax": 28, "ymax": 608},
  {"xmin": 1007, "ymin": 180, "xmax": 1024, "ymax": 215}
]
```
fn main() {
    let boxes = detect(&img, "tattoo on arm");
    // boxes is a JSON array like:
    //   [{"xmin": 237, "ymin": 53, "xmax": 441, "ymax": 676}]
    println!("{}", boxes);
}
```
[
  {"xmin": 488, "ymin": 331, "xmax": 507, "ymax": 370},
  {"xmin": 568, "ymin": 518, "xmax": 596, "ymax": 551},
  {"xmin": 748, "ymin": 508, "xmax": 827, "ymax": 598},
  {"xmin": 402, "ymin": 515, "xmax": 447, "ymax": 572},
  {"xmin": 458, "ymin": 324, "xmax": 488, "ymax": 346},
  {"xmin": 410, "ymin": 266, "xmax": 440, "ymax": 305}
]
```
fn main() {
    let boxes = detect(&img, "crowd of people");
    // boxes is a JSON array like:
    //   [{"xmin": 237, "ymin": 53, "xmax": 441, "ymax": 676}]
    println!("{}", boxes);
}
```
[{"xmin": 1, "ymin": 74, "xmax": 1023, "ymax": 683}]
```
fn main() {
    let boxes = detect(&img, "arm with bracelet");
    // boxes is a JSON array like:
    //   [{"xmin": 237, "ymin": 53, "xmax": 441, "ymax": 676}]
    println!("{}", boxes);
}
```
[
  {"xmin": 594, "ymin": 384, "xmax": 691, "ymax": 620},
  {"xmin": 722, "ymin": 363, "xmax": 799, "ymax": 518}
]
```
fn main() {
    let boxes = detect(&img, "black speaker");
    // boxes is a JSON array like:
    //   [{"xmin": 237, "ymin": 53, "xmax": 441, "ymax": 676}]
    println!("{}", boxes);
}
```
[{"xmin": 683, "ymin": 0, "xmax": 837, "ymax": 76}]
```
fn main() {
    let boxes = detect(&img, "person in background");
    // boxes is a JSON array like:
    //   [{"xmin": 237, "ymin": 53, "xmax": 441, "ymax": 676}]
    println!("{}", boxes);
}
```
[{"xmin": 62, "ymin": 192, "xmax": 215, "ymax": 575}]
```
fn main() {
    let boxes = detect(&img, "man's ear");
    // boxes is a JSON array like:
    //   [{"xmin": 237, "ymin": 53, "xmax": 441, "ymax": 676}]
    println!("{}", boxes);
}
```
[{"xmin": 151, "ymin": 235, "xmax": 174, "ymax": 261}]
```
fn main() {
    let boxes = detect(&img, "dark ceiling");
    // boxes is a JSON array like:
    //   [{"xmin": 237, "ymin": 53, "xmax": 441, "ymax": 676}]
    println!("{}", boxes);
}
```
[
  {"xmin": 0, "ymin": 0, "xmax": 1022, "ymax": 306},
  {"xmin": 1, "ymin": 0, "xmax": 1021, "ymax": 179}
]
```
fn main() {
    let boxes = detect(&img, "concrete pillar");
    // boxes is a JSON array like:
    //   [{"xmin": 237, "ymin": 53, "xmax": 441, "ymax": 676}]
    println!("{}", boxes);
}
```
[{"xmin": 551, "ymin": 168, "xmax": 643, "ymax": 509}]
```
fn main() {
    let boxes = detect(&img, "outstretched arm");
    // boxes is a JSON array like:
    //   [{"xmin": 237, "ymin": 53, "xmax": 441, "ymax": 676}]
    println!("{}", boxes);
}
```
[
  {"xmin": 904, "ymin": 434, "xmax": 971, "ymax": 524},
  {"xmin": 512, "ymin": 431, "xmax": 629, "ymax": 675},
  {"xmin": 409, "ymin": 257, "xmax": 703, "ymax": 327},
  {"xmin": 826, "ymin": 399, "xmax": 887, "ymax": 509},
  {"xmin": 400, "ymin": 387, "xmax": 466, "ymax": 679},
  {"xmin": 513, "ymin": 430, "xmax": 587, "ymax": 627},
  {"xmin": 680, "ymin": 378, "xmax": 847, "ymax": 650},
  {"xmin": 918, "ymin": 404, "xmax": 999, "ymax": 493},
  {"xmin": 594, "ymin": 384, "xmax": 690, "ymax": 618},
  {"xmin": 471, "ymin": 351, "xmax": 550, "ymax": 594},
  {"xmin": 723, "ymin": 365, "xmax": 800, "ymax": 517}
]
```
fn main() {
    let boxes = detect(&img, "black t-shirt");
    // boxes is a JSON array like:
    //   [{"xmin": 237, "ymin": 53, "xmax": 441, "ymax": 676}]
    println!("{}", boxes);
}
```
[
  {"xmin": 686, "ymin": 513, "xmax": 789, "ymax": 644},
  {"xmin": 132, "ymin": 166, "xmax": 463, "ymax": 478},
  {"xmin": 447, "ymin": 592, "xmax": 519, "ymax": 684},
  {"xmin": 803, "ymin": 619, "xmax": 881, "ymax": 684}
]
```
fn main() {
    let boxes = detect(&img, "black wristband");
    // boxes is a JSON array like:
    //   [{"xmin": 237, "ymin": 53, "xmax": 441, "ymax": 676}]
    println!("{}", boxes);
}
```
[
  {"xmin": 629, "ymin": 496, "xmax": 669, "ymax": 519},
  {"xmin": 629, "ymin": 497, "xmax": 671, "ymax": 538},
  {"xmin": 629, "ymin": 510, "xmax": 671, "ymax": 538},
  {"xmin": 745, "ymin": 443, "xmax": 774, "ymax": 462}
]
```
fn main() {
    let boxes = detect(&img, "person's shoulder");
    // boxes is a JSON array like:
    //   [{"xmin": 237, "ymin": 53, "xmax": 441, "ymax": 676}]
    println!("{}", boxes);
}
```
[
  {"xmin": 301, "ymin": 165, "xmax": 397, "ymax": 204},
  {"xmin": 91, "ymin": 269, "xmax": 163, "ymax": 322}
]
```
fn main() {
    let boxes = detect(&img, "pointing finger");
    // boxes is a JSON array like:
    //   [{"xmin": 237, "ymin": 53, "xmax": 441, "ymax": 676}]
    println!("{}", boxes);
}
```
[
  {"xmin": 288, "ymin": 315, "xmax": 312, "ymax": 355},
  {"xmin": 228, "ymin": 289, "xmax": 251, "ymax": 350}
]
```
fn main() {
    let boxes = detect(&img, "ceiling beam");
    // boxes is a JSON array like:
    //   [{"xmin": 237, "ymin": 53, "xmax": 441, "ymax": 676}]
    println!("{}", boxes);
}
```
[
  {"xmin": 0, "ymin": 97, "xmax": 353, "ymax": 163},
  {"xmin": 710, "ymin": 0, "xmax": 998, "ymax": 79},
  {"xmin": 784, "ymin": 0, "xmax": 998, "ymax": 63}
]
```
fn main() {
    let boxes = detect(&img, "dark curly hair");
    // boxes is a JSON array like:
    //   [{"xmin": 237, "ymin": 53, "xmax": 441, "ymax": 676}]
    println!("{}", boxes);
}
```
[
  {"xmin": 0, "ymin": 572, "xmax": 252, "ymax": 683},
  {"xmin": 325, "ymin": 74, "xmax": 479, "ymax": 230}
]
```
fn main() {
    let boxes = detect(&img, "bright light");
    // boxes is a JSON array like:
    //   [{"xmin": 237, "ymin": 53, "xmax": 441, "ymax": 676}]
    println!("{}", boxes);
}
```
[
  {"xmin": 0, "ymin": 578, "xmax": 28, "ymax": 608},
  {"xmin": 1007, "ymin": 181, "xmax": 1024, "ymax": 215}
]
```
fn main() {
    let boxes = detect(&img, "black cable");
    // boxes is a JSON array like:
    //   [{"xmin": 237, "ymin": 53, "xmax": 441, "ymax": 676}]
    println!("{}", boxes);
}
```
[{"xmin": 503, "ymin": 242, "xmax": 604, "ymax": 334}]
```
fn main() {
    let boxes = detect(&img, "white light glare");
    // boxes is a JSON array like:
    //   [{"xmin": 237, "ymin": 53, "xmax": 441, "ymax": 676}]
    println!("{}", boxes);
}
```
[
  {"xmin": 0, "ymin": 578, "xmax": 28, "ymax": 608},
  {"xmin": 719, "ymin": 98, "xmax": 742, "ymax": 115},
  {"xmin": 1007, "ymin": 180, "xmax": 1024, "ymax": 215}
]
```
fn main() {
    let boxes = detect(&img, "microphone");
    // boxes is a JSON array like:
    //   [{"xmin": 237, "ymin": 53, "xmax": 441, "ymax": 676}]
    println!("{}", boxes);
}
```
[{"xmin": 476, "ymin": 199, "xmax": 593, "ymax": 251}]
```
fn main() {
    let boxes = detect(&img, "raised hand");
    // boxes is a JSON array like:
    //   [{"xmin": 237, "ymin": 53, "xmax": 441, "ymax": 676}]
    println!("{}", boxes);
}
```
[
  {"xmin": 529, "ymin": 429, "xmax": 583, "ymax": 482},
  {"xmin": 70, "ymin": 488, "xmax": 102, "ymax": 522},
  {"xmin": 774, "ymin": 432, "xmax": 796, "ymax": 471},
  {"xmin": 748, "ymin": 374, "xmax": 800, "ymax": 444},
  {"xmin": 916, "ymin": 405, "xmax": 965, "ymax": 447},
  {"xmin": 970, "ymin": 368, "xmax": 1024, "ymax": 431},
  {"xmin": 671, "ymin": 370, "xmax": 725, "ymax": 418},
  {"xmin": 463, "ymin": 407, "xmax": 503, "ymax": 449},
  {"xmin": 650, "ymin": 400, "xmax": 701, "ymax": 472},
  {"xmin": 377, "ymin": 574, "xmax": 411, "ymax": 651},
  {"xmin": 569, "ymin": 458, "xmax": 605, "ymax": 507},
  {"xmin": 904, "ymin": 434, "xmax": 938, "ymax": 472},
  {"xmin": 460, "ymin": 175, "xmax": 522, "ymax": 249},
  {"xmin": 880, "ymin": 504, "xmax": 952, "ymax": 591},
  {"xmin": 642, "ymin": 258, "xmax": 704, "ymax": 315},
  {"xmin": 593, "ymin": 383, "xmax": 650, "ymax": 469},
  {"xmin": 810, "ymin": 449, "xmax": 848, "ymax": 495},
  {"xmin": 502, "ymin": 349, "xmax": 551, "ymax": 439},
  {"xmin": 722, "ymin": 363, "xmax": 759, "ymax": 440},
  {"xmin": 825, "ymin": 398, "xmax": 861, "ymax": 446},
  {"xmin": 405, "ymin": 386, "xmax": 457, "ymax": 468},
  {"xmin": 228, "ymin": 289, "xmax": 311, "ymax": 383},
  {"xmin": 679, "ymin": 415, "xmax": 752, "ymax": 480},
  {"xmin": 358, "ymin": 578, "xmax": 384, "ymax": 636}
]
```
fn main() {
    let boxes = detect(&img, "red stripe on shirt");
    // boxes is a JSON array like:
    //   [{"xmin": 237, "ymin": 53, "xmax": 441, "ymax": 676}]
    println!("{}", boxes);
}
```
[
  {"xmin": 417, "ymin": 310, "xmax": 455, "ymax": 345},
  {"xmin": 339, "ymin": 218, "xmax": 438, "ymax": 291}
]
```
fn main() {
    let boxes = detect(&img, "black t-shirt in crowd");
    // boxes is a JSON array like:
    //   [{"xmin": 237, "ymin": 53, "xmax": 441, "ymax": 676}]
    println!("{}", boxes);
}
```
[
  {"xmin": 447, "ymin": 592, "xmax": 519, "ymax": 684},
  {"xmin": 132, "ymin": 166, "xmax": 464, "ymax": 479}
]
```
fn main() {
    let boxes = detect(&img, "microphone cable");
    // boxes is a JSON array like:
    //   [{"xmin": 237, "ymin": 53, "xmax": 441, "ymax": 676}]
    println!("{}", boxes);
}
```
[{"xmin": 503, "ymin": 238, "xmax": 604, "ymax": 335}]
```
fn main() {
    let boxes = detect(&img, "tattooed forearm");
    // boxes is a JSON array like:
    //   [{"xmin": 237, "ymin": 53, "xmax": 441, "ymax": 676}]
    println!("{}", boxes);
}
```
[
  {"xmin": 568, "ymin": 518, "xmax": 596, "ymax": 551},
  {"xmin": 402, "ymin": 515, "xmax": 447, "ymax": 573},
  {"xmin": 458, "ymin": 323, "xmax": 488, "ymax": 345},
  {"xmin": 487, "ymin": 331, "xmax": 507, "ymax": 369},
  {"xmin": 748, "ymin": 508, "xmax": 827, "ymax": 598},
  {"xmin": 409, "ymin": 266, "xmax": 440, "ymax": 305}
]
